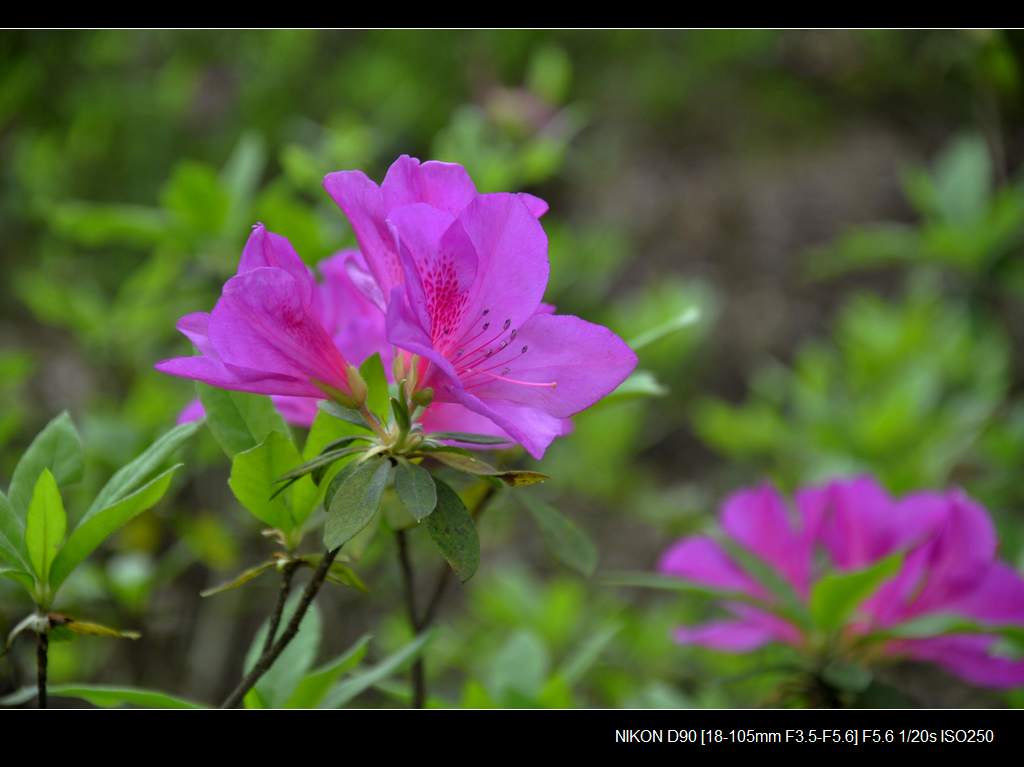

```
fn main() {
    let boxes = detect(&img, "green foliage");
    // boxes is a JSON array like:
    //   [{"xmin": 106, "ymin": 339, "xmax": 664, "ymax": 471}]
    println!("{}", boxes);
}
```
[
  {"xmin": 425, "ymin": 477, "xmax": 480, "ymax": 582},
  {"xmin": 323, "ymin": 458, "xmax": 393, "ymax": 550}
]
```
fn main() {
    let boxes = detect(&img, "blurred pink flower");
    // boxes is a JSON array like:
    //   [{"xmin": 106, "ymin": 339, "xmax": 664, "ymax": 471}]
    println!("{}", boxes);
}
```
[{"xmin": 659, "ymin": 476, "xmax": 1024, "ymax": 689}]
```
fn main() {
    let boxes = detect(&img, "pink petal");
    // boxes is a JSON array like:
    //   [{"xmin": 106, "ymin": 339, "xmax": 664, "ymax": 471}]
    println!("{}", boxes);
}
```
[
  {"xmin": 318, "ymin": 251, "xmax": 390, "ymax": 369},
  {"xmin": 238, "ymin": 224, "xmax": 313, "ymax": 293},
  {"xmin": 672, "ymin": 620, "xmax": 781, "ymax": 652},
  {"xmin": 176, "ymin": 398, "xmax": 205, "ymax": 424},
  {"xmin": 658, "ymin": 536, "xmax": 764, "ymax": 598},
  {"xmin": 895, "ymin": 635, "xmax": 1024, "ymax": 689},
  {"xmin": 457, "ymin": 312, "xmax": 637, "ymax": 418},
  {"xmin": 208, "ymin": 267, "xmax": 348, "ymax": 397},
  {"xmin": 381, "ymin": 155, "xmax": 479, "ymax": 214},
  {"xmin": 721, "ymin": 485, "xmax": 813, "ymax": 596}
]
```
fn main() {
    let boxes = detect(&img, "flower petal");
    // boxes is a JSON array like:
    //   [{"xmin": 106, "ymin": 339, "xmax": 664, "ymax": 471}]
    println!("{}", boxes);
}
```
[
  {"xmin": 658, "ymin": 536, "xmax": 764, "ymax": 598},
  {"xmin": 457, "ymin": 312, "xmax": 637, "ymax": 418},
  {"xmin": 895, "ymin": 635, "xmax": 1024, "ymax": 689},
  {"xmin": 208, "ymin": 267, "xmax": 348, "ymax": 397},
  {"xmin": 721, "ymin": 484, "xmax": 813, "ymax": 596},
  {"xmin": 671, "ymin": 619, "xmax": 781, "ymax": 652},
  {"xmin": 381, "ymin": 155, "xmax": 479, "ymax": 214}
]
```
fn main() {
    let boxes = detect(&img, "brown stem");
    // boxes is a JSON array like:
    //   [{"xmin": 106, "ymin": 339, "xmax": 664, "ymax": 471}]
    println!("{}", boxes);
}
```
[
  {"xmin": 396, "ymin": 482, "xmax": 500, "ymax": 709},
  {"xmin": 36, "ymin": 630, "xmax": 48, "ymax": 709},
  {"xmin": 262, "ymin": 561, "xmax": 300, "ymax": 657},
  {"xmin": 395, "ymin": 529, "xmax": 426, "ymax": 708},
  {"xmin": 221, "ymin": 547, "xmax": 340, "ymax": 709}
]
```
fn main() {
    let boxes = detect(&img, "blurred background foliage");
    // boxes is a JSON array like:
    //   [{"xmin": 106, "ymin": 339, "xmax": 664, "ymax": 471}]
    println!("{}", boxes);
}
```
[{"xmin": 3, "ymin": 29, "xmax": 1024, "ymax": 708}]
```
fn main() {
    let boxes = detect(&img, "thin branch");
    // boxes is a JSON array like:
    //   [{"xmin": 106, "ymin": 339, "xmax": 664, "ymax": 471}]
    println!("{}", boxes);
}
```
[
  {"xmin": 262, "ymin": 560, "xmax": 300, "ymax": 657},
  {"xmin": 395, "ymin": 482, "xmax": 500, "ymax": 709},
  {"xmin": 221, "ymin": 547, "xmax": 341, "ymax": 709},
  {"xmin": 395, "ymin": 529, "xmax": 426, "ymax": 708},
  {"xmin": 36, "ymin": 630, "xmax": 48, "ymax": 709}
]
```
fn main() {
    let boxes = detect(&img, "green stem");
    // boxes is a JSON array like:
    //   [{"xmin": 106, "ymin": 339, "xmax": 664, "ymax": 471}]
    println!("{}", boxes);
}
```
[{"xmin": 36, "ymin": 630, "xmax": 48, "ymax": 709}]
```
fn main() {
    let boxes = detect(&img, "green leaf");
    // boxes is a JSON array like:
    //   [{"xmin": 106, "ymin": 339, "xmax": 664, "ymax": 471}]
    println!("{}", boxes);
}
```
[
  {"xmin": 390, "ymin": 397, "xmax": 411, "ymax": 432},
  {"xmin": 316, "ymin": 400, "xmax": 372, "ymax": 431},
  {"xmin": 521, "ymin": 496, "xmax": 598, "ymax": 576},
  {"xmin": 230, "ymin": 432, "xmax": 318, "ymax": 534},
  {"xmin": 275, "ymin": 444, "xmax": 368, "ymax": 485},
  {"xmin": 628, "ymin": 305, "xmax": 700, "ymax": 351},
  {"xmin": 59, "ymin": 618, "xmax": 141, "ymax": 640},
  {"xmin": 320, "ymin": 632, "xmax": 433, "ymax": 708},
  {"xmin": 87, "ymin": 420, "xmax": 199, "ymax": 516},
  {"xmin": 0, "ymin": 491, "xmax": 30, "ymax": 572},
  {"xmin": 425, "ymin": 477, "xmax": 479, "ymax": 582},
  {"xmin": 25, "ymin": 469, "xmax": 66, "ymax": 584},
  {"xmin": 323, "ymin": 458, "xmax": 393, "ymax": 549},
  {"xmin": 602, "ymin": 571, "xmax": 769, "ymax": 605},
  {"xmin": 359, "ymin": 353, "xmax": 389, "ymax": 422},
  {"xmin": 427, "ymin": 432, "xmax": 510, "ymax": 446},
  {"xmin": 200, "ymin": 561, "xmax": 275, "ymax": 598},
  {"xmin": 49, "ymin": 464, "xmax": 182, "ymax": 592},
  {"xmin": 488, "ymin": 630, "xmax": 549, "ymax": 701},
  {"xmin": 809, "ymin": 552, "xmax": 903, "ymax": 633},
  {"xmin": 428, "ymin": 450, "xmax": 548, "ymax": 486},
  {"xmin": 0, "ymin": 684, "xmax": 204, "ymax": 709},
  {"xmin": 198, "ymin": 384, "xmax": 289, "ymax": 458},
  {"xmin": 393, "ymin": 459, "xmax": 437, "ymax": 521},
  {"xmin": 243, "ymin": 591, "xmax": 321, "ymax": 708},
  {"xmin": 602, "ymin": 370, "xmax": 668, "ymax": 405},
  {"xmin": 859, "ymin": 613, "xmax": 1024, "ymax": 655},
  {"xmin": 8, "ymin": 411, "xmax": 82, "ymax": 518},
  {"xmin": 718, "ymin": 537, "xmax": 812, "ymax": 629},
  {"xmin": 304, "ymin": 408, "xmax": 368, "ymax": 460},
  {"xmin": 285, "ymin": 634, "xmax": 372, "ymax": 708},
  {"xmin": 557, "ymin": 622, "xmax": 621, "ymax": 686}
]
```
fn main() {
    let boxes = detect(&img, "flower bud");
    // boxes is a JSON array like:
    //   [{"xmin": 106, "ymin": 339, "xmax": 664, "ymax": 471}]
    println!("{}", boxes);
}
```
[
  {"xmin": 345, "ymin": 364, "xmax": 368, "ymax": 407},
  {"xmin": 412, "ymin": 387, "xmax": 434, "ymax": 408}
]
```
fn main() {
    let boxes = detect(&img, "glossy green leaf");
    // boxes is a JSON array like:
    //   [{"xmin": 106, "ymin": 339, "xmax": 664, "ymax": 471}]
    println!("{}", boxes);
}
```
[
  {"xmin": 628, "ymin": 305, "xmax": 700, "ymax": 351},
  {"xmin": 810, "ymin": 552, "xmax": 903, "ymax": 633},
  {"xmin": 521, "ymin": 496, "xmax": 598, "ymax": 576},
  {"xmin": 393, "ymin": 459, "xmax": 437, "ymax": 521},
  {"xmin": 50, "ymin": 464, "xmax": 182, "ymax": 591},
  {"xmin": 316, "ymin": 401, "xmax": 372, "ymax": 432},
  {"xmin": 323, "ymin": 458, "xmax": 392, "ymax": 549},
  {"xmin": 0, "ymin": 684, "xmax": 204, "ymax": 709},
  {"xmin": 87, "ymin": 420, "xmax": 199, "ymax": 516},
  {"xmin": 229, "ymin": 432, "xmax": 318, "ymax": 533},
  {"xmin": 285, "ymin": 634, "xmax": 372, "ymax": 708},
  {"xmin": 9, "ymin": 411, "xmax": 82, "ymax": 518},
  {"xmin": 359, "ymin": 353, "xmax": 389, "ymax": 421},
  {"xmin": 198, "ymin": 384, "xmax": 289, "ymax": 458},
  {"xmin": 243, "ymin": 592, "xmax": 321, "ymax": 708},
  {"xmin": 25, "ymin": 469, "xmax": 66, "ymax": 584},
  {"xmin": 320, "ymin": 631, "xmax": 433, "ymax": 708},
  {"xmin": 427, "ymin": 432, "xmax": 509, "ymax": 446},
  {"xmin": 428, "ymin": 450, "xmax": 548, "ymax": 486},
  {"xmin": 0, "ymin": 491, "xmax": 30, "ymax": 572},
  {"xmin": 425, "ymin": 477, "xmax": 479, "ymax": 582},
  {"xmin": 200, "ymin": 561, "xmax": 275, "ymax": 597}
]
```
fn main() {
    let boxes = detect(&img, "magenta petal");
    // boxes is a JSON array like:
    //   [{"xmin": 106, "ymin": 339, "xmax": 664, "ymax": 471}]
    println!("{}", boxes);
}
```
[
  {"xmin": 945, "ymin": 562, "xmax": 1024, "ymax": 626},
  {"xmin": 460, "ymin": 312, "xmax": 637, "ymax": 418},
  {"xmin": 419, "ymin": 402, "xmax": 515, "ymax": 449},
  {"xmin": 270, "ymin": 395, "xmax": 320, "ymax": 428},
  {"xmin": 516, "ymin": 192, "xmax": 549, "ymax": 218},
  {"xmin": 455, "ymin": 193, "xmax": 550, "ymax": 336},
  {"xmin": 721, "ymin": 485, "xmax": 812, "ymax": 596},
  {"xmin": 176, "ymin": 398, "xmax": 205, "ymax": 424},
  {"xmin": 381, "ymin": 155, "xmax": 479, "ymax": 214},
  {"xmin": 323, "ymin": 169, "xmax": 402, "ymax": 298},
  {"xmin": 896, "ymin": 635, "xmax": 1024, "ymax": 689},
  {"xmin": 208, "ymin": 267, "xmax": 348, "ymax": 397},
  {"xmin": 386, "ymin": 203, "xmax": 472, "ymax": 336},
  {"xmin": 658, "ymin": 536, "xmax": 764, "ymax": 598},
  {"xmin": 238, "ymin": 224, "xmax": 312, "ymax": 291},
  {"xmin": 318, "ymin": 251, "xmax": 390, "ymax": 369},
  {"xmin": 672, "ymin": 620, "xmax": 780, "ymax": 652}
]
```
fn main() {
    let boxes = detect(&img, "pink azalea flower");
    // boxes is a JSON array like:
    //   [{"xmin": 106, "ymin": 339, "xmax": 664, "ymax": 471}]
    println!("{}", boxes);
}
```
[
  {"xmin": 658, "ymin": 476, "xmax": 1024, "ymax": 689},
  {"xmin": 156, "ymin": 224, "xmax": 380, "ymax": 411},
  {"xmin": 324, "ymin": 156, "xmax": 637, "ymax": 458}
]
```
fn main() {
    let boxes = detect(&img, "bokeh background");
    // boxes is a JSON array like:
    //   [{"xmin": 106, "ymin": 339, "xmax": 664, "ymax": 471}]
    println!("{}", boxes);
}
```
[{"xmin": 3, "ymin": 29, "xmax": 1024, "ymax": 707}]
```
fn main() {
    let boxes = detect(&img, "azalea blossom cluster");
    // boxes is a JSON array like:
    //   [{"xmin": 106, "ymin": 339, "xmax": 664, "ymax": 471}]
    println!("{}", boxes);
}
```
[
  {"xmin": 158, "ymin": 156, "xmax": 638, "ymax": 458},
  {"xmin": 659, "ymin": 476, "xmax": 1024, "ymax": 688}
]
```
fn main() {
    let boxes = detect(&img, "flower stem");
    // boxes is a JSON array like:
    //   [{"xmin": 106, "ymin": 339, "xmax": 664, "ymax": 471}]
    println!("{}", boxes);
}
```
[
  {"xmin": 221, "ymin": 547, "xmax": 340, "ymax": 709},
  {"xmin": 262, "ymin": 560, "xmax": 300, "ymax": 657},
  {"xmin": 36, "ymin": 630, "xmax": 48, "ymax": 709},
  {"xmin": 394, "ymin": 483, "xmax": 499, "ymax": 709},
  {"xmin": 395, "ymin": 529, "xmax": 426, "ymax": 708}
]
